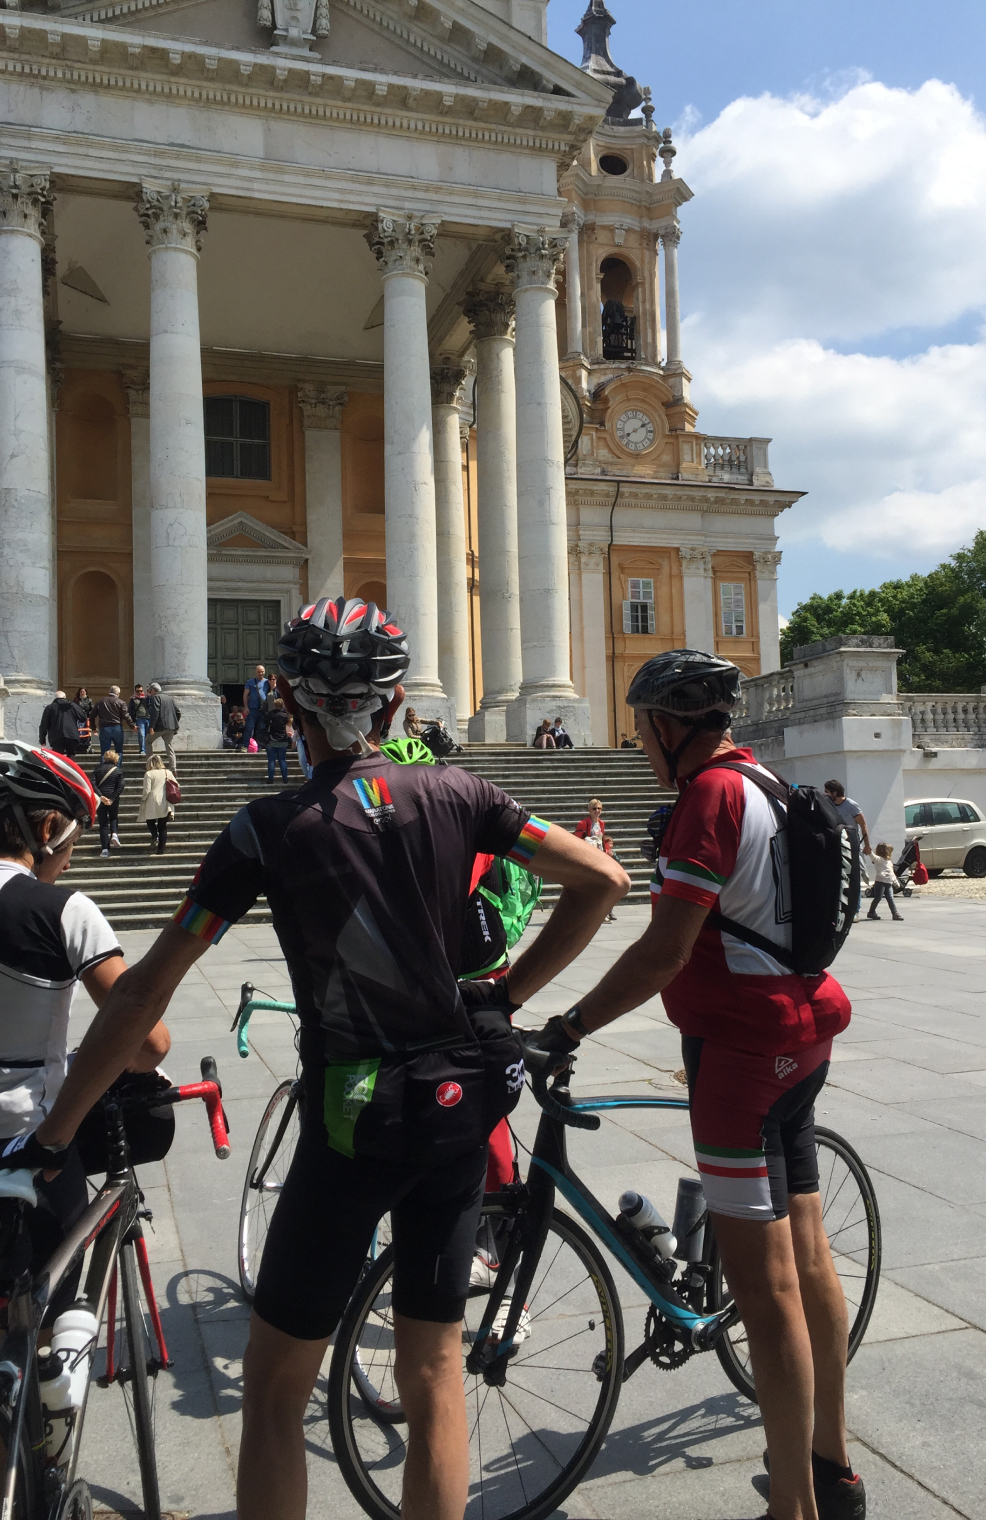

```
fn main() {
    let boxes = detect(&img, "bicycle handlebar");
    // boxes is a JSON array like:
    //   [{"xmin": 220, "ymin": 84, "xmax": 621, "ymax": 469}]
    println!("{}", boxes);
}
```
[
  {"xmin": 232, "ymin": 982, "xmax": 297, "ymax": 1058},
  {"xmin": 516, "ymin": 1034, "xmax": 601, "ymax": 1132},
  {"xmin": 116, "ymin": 1058, "xmax": 231, "ymax": 1160}
]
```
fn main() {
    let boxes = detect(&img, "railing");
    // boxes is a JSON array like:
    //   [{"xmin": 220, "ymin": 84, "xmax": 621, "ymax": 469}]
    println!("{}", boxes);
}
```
[
  {"xmin": 733, "ymin": 671, "xmax": 796, "ymax": 727},
  {"xmin": 701, "ymin": 436, "xmax": 773, "ymax": 487},
  {"xmin": 900, "ymin": 694, "xmax": 986, "ymax": 747}
]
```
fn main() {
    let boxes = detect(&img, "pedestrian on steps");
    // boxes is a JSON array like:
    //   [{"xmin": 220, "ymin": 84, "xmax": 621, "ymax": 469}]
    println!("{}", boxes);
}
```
[
  {"xmin": 38, "ymin": 692, "xmax": 86, "ymax": 758},
  {"xmin": 866, "ymin": 843, "xmax": 903, "ymax": 921},
  {"xmin": 575, "ymin": 799, "xmax": 617, "ymax": 921},
  {"xmin": 265, "ymin": 698, "xmax": 292, "ymax": 783},
  {"xmin": 242, "ymin": 664, "xmax": 270, "ymax": 749},
  {"xmin": 533, "ymin": 718, "xmax": 556, "ymax": 749},
  {"xmin": 137, "ymin": 755, "xmax": 176, "ymax": 855},
  {"xmin": 95, "ymin": 687, "xmax": 134, "ymax": 766},
  {"xmin": 147, "ymin": 684, "xmax": 180, "ymax": 774},
  {"xmin": 550, "ymin": 717, "xmax": 574, "ymax": 749},
  {"xmin": 128, "ymin": 686, "xmax": 150, "ymax": 756},
  {"xmin": 93, "ymin": 748, "xmax": 125, "ymax": 857}
]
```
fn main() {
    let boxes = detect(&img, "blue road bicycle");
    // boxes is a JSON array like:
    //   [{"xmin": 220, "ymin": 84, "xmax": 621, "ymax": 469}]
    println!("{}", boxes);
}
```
[{"xmin": 327, "ymin": 1038, "xmax": 882, "ymax": 1520}]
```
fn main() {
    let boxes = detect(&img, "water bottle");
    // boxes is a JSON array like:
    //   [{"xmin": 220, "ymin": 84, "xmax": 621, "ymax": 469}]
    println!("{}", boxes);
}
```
[
  {"xmin": 618, "ymin": 1190, "xmax": 677, "ymax": 1259},
  {"xmin": 671, "ymin": 1177, "xmax": 707, "ymax": 1262},
  {"xmin": 41, "ymin": 1303, "xmax": 99, "ymax": 1464}
]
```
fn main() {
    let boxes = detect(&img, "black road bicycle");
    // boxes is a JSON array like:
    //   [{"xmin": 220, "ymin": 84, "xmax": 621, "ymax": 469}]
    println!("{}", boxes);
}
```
[
  {"xmin": 327, "ymin": 1038, "xmax": 882, "ymax": 1520},
  {"xmin": 0, "ymin": 1059, "xmax": 230, "ymax": 1520}
]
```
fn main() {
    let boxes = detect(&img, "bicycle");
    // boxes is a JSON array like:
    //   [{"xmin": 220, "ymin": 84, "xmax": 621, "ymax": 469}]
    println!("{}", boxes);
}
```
[
  {"xmin": 327, "ymin": 1036, "xmax": 882, "ymax": 1520},
  {"xmin": 0, "ymin": 1058, "xmax": 231, "ymax": 1520}
]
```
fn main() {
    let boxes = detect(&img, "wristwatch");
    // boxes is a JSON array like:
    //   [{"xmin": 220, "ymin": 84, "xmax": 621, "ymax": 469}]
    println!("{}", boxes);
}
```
[{"xmin": 563, "ymin": 1004, "xmax": 590, "ymax": 1039}]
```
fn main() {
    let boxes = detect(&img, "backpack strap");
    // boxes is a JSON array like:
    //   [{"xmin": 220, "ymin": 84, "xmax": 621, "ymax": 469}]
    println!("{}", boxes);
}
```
[{"xmin": 694, "ymin": 760, "xmax": 796, "ymax": 970}]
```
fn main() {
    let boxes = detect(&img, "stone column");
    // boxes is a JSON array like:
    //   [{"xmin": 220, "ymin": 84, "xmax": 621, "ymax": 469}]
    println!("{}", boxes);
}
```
[
  {"xmin": 135, "ymin": 181, "xmax": 220, "ymax": 747},
  {"xmin": 123, "ymin": 369, "xmax": 153, "ymax": 686},
  {"xmin": 562, "ymin": 208, "xmax": 584, "ymax": 357},
  {"xmin": 461, "ymin": 289, "xmax": 522, "ymax": 742},
  {"xmin": 504, "ymin": 228, "xmax": 591, "ymax": 745},
  {"xmin": 754, "ymin": 550, "xmax": 783, "ymax": 674},
  {"xmin": 430, "ymin": 363, "xmax": 471, "ymax": 732},
  {"xmin": 568, "ymin": 541, "xmax": 609, "ymax": 742},
  {"xmin": 660, "ymin": 222, "xmax": 691, "ymax": 410},
  {"xmin": 365, "ymin": 212, "xmax": 454, "ymax": 731},
  {"xmin": 679, "ymin": 547, "xmax": 716, "ymax": 652},
  {"xmin": 298, "ymin": 384, "xmax": 346, "ymax": 603},
  {"xmin": 0, "ymin": 164, "xmax": 55, "ymax": 738}
]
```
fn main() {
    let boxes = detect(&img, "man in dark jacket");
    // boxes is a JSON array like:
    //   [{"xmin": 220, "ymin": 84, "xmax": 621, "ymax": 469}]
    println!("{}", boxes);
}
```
[
  {"xmin": 147, "ymin": 684, "xmax": 180, "ymax": 774},
  {"xmin": 95, "ymin": 687, "xmax": 133, "ymax": 766},
  {"xmin": 38, "ymin": 693, "xmax": 86, "ymax": 757}
]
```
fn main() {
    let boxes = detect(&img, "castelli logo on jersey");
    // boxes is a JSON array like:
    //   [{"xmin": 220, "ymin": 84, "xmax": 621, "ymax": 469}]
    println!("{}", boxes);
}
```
[{"xmin": 436, "ymin": 1081, "xmax": 463, "ymax": 1107}]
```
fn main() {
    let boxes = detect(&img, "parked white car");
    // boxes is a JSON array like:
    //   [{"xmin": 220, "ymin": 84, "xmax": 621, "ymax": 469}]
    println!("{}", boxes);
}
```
[{"xmin": 904, "ymin": 798, "xmax": 986, "ymax": 877}]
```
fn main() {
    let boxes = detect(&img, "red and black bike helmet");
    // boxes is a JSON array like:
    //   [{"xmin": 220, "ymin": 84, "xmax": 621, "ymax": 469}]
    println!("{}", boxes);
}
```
[
  {"xmin": 0, "ymin": 740, "xmax": 98, "ymax": 856},
  {"xmin": 277, "ymin": 598, "xmax": 410, "ymax": 717}
]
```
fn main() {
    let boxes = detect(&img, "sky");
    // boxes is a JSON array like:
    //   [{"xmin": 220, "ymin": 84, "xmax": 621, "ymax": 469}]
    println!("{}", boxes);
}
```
[{"xmin": 547, "ymin": 0, "xmax": 986, "ymax": 616}]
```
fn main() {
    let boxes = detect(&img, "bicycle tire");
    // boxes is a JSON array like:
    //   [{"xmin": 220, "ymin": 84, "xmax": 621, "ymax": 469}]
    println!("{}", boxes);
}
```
[
  {"xmin": 119, "ymin": 1238, "xmax": 162, "ymax": 1520},
  {"xmin": 0, "ymin": 1407, "xmax": 39, "ymax": 1520},
  {"xmin": 707, "ymin": 1126, "xmax": 882, "ymax": 1402},
  {"xmin": 238, "ymin": 1080, "xmax": 302, "ymax": 1301},
  {"xmin": 328, "ymin": 1203, "xmax": 625, "ymax": 1520}
]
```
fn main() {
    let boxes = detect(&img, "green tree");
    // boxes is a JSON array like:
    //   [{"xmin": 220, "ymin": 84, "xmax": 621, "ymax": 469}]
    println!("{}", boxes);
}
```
[{"xmin": 780, "ymin": 531, "xmax": 986, "ymax": 692}]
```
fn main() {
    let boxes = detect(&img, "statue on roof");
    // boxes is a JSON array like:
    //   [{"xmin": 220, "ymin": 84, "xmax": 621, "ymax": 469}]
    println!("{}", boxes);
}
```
[{"xmin": 576, "ymin": 0, "xmax": 644, "ymax": 125}]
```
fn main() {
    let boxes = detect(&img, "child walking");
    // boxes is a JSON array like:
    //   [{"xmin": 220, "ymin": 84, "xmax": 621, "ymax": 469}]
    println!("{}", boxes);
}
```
[{"xmin": 867, "ymin": 842, "xmax": 903, "ymax": 921}]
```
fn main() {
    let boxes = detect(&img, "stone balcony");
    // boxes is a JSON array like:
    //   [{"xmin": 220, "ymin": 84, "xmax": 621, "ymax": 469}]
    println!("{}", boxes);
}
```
[
  {"xmin": 902, "ymin": 694, "xmax": 986, "ymax": 749},
  {"xmin": 701, "ymin": 436, "xmax": 774, "ymax": 487}
]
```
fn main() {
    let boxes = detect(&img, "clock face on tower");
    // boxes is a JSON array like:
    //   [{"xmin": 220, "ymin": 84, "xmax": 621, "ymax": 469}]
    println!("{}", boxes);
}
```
[{"xmin": 614, "ymin": 409, "xmax": 656, "ymax": 453}]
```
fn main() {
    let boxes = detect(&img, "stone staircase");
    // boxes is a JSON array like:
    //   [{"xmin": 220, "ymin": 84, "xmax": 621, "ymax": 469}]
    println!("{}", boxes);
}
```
[{"xmin": 71, "ymin": 745, "xmax": 670, "ymax": 930}]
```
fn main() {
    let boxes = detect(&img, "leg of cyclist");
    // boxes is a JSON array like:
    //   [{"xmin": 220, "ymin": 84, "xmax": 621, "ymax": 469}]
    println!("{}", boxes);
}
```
[
  {"xmin": 712, "ymin": 1213, "xmax": 818, "ymax": 1520},
  {"xmin": 238, "ymin": 1315, "xmax": 329, "ymax": 1520},
  {"xmin": 788, "ymin": 1192, "xmax": 850, "ymax": 1468},
  {"xmin": 393, "ymin": 1315, "xmax": 470, "ymax": 1520}
]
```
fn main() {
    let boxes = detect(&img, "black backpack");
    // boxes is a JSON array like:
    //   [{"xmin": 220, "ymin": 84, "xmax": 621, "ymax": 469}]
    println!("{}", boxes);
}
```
[{"xmin": 702, "ymin": 762, "xmax": 860, "ymax": 977}]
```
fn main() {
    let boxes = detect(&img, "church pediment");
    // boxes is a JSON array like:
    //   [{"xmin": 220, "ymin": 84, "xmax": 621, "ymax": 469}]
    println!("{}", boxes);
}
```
[
  {"xmin": 208, "ymin": 512, "xmax": 308, "ymax": 563},
  {"xmin": 54, "ymin": 0, "xmax": 612, "ymax": 103}
]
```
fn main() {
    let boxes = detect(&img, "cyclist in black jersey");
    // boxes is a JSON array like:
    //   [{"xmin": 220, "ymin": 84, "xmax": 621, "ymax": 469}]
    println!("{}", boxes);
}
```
[{"xmin": 27, "ymin": 598, "xmax": 628, "ymax": 1520}]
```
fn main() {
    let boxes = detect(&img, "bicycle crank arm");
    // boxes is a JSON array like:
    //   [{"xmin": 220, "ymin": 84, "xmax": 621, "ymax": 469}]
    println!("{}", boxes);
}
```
[
  {"xmin": 620, "ymin": 1340, "xmax": 651, "ymax": 1383},
  {"xmin": 691, "ymin": 1303, "xmax": 742, "ymax": 1351}
]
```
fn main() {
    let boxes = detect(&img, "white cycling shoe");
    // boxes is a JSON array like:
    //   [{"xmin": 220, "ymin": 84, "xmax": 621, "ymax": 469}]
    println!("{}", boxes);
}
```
[
  {"xmin": 492, "ymin": 1299, "xmax": 531, "ymax": 1345},
  {"xmin": 469, "ymin": 1251, "xmax": 499, "ymax": 1290}
]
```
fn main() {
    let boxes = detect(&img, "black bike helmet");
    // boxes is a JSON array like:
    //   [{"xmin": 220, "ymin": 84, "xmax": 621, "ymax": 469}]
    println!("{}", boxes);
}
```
[
  {"xmin": 0, "ymin": 740, "xmax": 98, "ymax": 857},
  {"xmin": 277, "ymin": 597, "xmax": 410, "ymax": 720},
  {"xmin": 626, "ymin": 649, "xmax": 742, "ymax": 783}
]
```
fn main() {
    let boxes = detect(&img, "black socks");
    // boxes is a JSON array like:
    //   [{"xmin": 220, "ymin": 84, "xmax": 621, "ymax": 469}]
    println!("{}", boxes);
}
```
[{"xmin": 812, "ymin": 1451, "xmax": 855, "ymax": 1487}]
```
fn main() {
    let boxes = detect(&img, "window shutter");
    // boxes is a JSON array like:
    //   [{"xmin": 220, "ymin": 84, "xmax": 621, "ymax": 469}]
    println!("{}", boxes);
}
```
[{"xmin": 720, "ymin": 582, "xmax": 746, "ymax": 637}]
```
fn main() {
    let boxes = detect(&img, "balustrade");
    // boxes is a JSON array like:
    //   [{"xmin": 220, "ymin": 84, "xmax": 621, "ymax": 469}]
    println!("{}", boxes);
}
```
[
  {"xmin": 900, "ymin": 694, "xmax": 986, "ymax": 745},
  {"xmin": 734, "ymin": 670, "xmax": 795, "ymax": 728}
]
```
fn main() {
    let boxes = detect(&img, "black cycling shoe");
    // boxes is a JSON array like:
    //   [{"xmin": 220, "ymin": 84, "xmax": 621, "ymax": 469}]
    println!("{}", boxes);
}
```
[{"xmin": 761, "ymin": 1450, "xmax": 866, "ymax": 1520}]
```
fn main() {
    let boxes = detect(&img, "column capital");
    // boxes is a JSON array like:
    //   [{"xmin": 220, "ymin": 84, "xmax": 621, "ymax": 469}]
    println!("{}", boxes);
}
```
[
  {"xmin": 753, "ymin": 550, "xmax": 782, "ymax": 577},
  {"xmin": 122, "ymin": 368, "xmax": 150, "ymax": 419},
  {"xmin": 678, "ymin": 546, "xmax": 712, "ymax": 574},
  {"xmin": 135, "ymin": 181, "xmax": 210, "ymax": 254},
  {"xmin": 561, "ymin": 206, "xmax": 585, "ymax": 233},
  {"xmin": 504, "ymin": 226, "xmax": 567, "ymax": 293},
  {"xmin": 365, "ymin": 210, "xmax": 439, "ymax": 279},
  {"xmin": 659, "ymin": 221, "xmax": 682, "ymax": 250},
  {"xmin": 462, "ymin": 287, "xmax": 514, "ymax": 341},
  {"xmin": 0, "ymin": 163, "xmax": 54, "ymax": 242},
  {"xmin": 430, "ymin": 363, "xmax": 467, "ymax": 407},
  {"xmin": 458, "ymin": 416, "xmax": 471, "ymax": 446},
  {"xmin": 568, "ymin": 540, "xmax": 606, "ymax": 572},
  {"xmin": 297, "ymin": 383, "xmax": 346, "ymax": 429}
]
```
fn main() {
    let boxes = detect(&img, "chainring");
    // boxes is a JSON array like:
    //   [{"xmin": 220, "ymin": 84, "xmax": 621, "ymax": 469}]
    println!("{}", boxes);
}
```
[{"xmin": 645, "ymin": 1306, "xmax": 692, "ymax": 1371}]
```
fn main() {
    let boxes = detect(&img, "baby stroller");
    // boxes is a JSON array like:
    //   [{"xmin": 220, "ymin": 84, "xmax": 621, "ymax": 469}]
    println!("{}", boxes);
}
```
[
  {"xmin": 892, "ymin": 835, "xmax": 927, "ymax": 897},
  {"xmin": 421, "ymin": 720, "xmax": 463, "ymax": 764}
]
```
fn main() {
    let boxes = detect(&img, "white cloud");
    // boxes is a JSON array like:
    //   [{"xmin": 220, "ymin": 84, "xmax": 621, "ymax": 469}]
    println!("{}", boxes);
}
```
[{"xmin": 676, "ymin": 79, "xmax": 986, "ymax": 566}]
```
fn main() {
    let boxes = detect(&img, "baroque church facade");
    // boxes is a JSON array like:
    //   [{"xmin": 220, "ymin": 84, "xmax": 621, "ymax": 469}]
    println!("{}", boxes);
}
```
[{"xmin": 0, "ymin": 0, "xmax": 800, "ymax": 747}]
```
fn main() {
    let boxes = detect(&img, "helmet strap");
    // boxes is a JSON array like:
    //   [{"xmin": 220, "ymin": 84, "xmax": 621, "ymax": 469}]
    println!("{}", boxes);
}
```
[
  {"xmin": 10, "ymin": 801, "xmax": 43, "ymax": 861},
  {"xmin": 647, "ymin": 711, "xmax": 702, "ymax": 787}
]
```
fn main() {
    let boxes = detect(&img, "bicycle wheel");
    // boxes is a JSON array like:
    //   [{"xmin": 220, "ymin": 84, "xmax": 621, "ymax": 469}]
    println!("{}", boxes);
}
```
[
  {"xmin": 707, "ymin": 1126, "xmax": 882, "ymax": 1402},
  {"xmin": 118, "ymin": 1238, "xmax": 162, "ymax": 1520},
  {"xmin": 328, "ymin": 1203, "xmax": 625, "ymax": 1520},
  {"xmin": 0, "ymin": 1407, "xmax": 39, "ymax": 1520},
  {"xmin": 239, "ymin": 1080, "xmax": 302, "ymax": 1301}
]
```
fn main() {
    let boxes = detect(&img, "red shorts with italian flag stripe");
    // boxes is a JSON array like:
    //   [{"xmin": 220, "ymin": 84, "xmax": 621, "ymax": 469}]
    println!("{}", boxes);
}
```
[{"xmin": 681, "ymin": 1036, "xmax": 832, "ymax": 1222}]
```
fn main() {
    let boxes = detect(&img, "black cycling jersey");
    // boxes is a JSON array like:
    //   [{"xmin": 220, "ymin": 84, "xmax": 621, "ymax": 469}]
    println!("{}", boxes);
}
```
[{"xmin": 174, "ymin": 753, "xmax": 547, "ymax": 1062}]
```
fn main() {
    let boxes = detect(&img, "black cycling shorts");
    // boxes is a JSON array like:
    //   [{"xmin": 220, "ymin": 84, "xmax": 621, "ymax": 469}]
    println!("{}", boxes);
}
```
[
  {"xmin": 681, "ymin": 1035, "xmax": 831, "ymax": 1222},
  {"xmin": 253, "ymin": 1124, "xmax": 488, "ymax": 1341}
]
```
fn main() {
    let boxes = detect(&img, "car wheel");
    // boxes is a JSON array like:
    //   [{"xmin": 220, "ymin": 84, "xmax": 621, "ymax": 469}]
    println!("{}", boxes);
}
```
[{"xmin": 963, "ymin": 848, "xmax": 986, "ymax": 879}]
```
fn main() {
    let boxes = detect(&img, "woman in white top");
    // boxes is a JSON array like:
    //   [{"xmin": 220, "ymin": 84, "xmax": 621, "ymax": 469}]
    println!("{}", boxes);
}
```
[
  {"xmin": 137, "ymin": 754, "xmax": 178, "ymax": 854},
  {"xmin": 0, "ymin": 740, "xmax": 170, "ymax": 1318}
]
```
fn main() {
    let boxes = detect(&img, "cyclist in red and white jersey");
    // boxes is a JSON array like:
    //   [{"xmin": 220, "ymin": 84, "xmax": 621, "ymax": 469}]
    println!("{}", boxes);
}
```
[{"xmin": 533, "ymin": 650, "xmax": 863, "ymax": 1520}]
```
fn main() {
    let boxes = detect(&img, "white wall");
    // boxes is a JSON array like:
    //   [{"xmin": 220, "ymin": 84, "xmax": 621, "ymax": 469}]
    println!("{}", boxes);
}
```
[{"xmin": 903, "ymin": 749, "xmax": 986, "ymax": 814}]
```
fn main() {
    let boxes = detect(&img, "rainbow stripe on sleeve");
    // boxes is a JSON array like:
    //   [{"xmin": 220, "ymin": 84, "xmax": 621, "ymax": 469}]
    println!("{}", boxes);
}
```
[
  {"xmin": 172, "ymin": 896, "xmax": 232, "ymax": 945},
  {"xmin": 507, "ymin": 814, "xmax": 550, "ymax": 867}
]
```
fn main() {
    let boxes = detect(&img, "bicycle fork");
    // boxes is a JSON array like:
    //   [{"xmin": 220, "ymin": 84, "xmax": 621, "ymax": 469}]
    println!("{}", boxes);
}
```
[
  {"xmin": 465, "ymin": 1169, "xmax": 555, "ymax": 1388},
  {"xmin": 104, "ymin": 1225, "xmax": 171, "ymax": 1382}
]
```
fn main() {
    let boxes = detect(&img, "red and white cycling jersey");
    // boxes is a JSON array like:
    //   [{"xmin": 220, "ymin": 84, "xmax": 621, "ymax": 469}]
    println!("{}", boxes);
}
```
[{"xmin": 654, "ymin": 747, "xmax": 851, "ymax": 1054}]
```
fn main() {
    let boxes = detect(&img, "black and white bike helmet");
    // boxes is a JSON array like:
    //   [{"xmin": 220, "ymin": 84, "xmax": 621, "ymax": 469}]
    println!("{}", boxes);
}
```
[
  {"xmin": 0, "ymin": 740, "xmax": 98, "ymax": 857},
  {"xmin": 278, "ymin": 597, "xmax": 410, "ymax": 746},
  {"xmin": 626, "ymin": 649, "xmax": 742, "ymax": 782}
]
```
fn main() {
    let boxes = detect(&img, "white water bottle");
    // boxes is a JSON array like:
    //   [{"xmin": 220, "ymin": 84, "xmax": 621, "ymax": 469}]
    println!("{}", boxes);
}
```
[
  {"xmin": 618, "ymin": 1190, "xmax": 677, "ymax": 1259},
  {"xmin": 42, "ymin": 1304, "xmax": 99, "ymax": 1464}
]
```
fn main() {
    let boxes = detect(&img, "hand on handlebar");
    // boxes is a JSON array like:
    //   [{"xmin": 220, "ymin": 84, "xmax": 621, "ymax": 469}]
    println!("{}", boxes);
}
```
[
  {"xmin": 0, "ymin": 1131, "xmax": 70, "ymax": 1178},
  {"xmin": 530, "ymin": 1014, "xmax": 581, "ymax": 1072}
]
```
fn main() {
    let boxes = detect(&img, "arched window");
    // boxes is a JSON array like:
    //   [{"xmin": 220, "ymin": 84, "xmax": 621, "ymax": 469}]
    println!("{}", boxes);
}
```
[
  {"xmin": 204, "ymin": 396, "xmax": 271, "ymax": 480},
  {"xmin": 70, "ymin": 570, "xmax": 122, "ymax": 686},
  {"xmin": 600, "ymin": 258, "xmax": 636, "ymax": 361}
]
